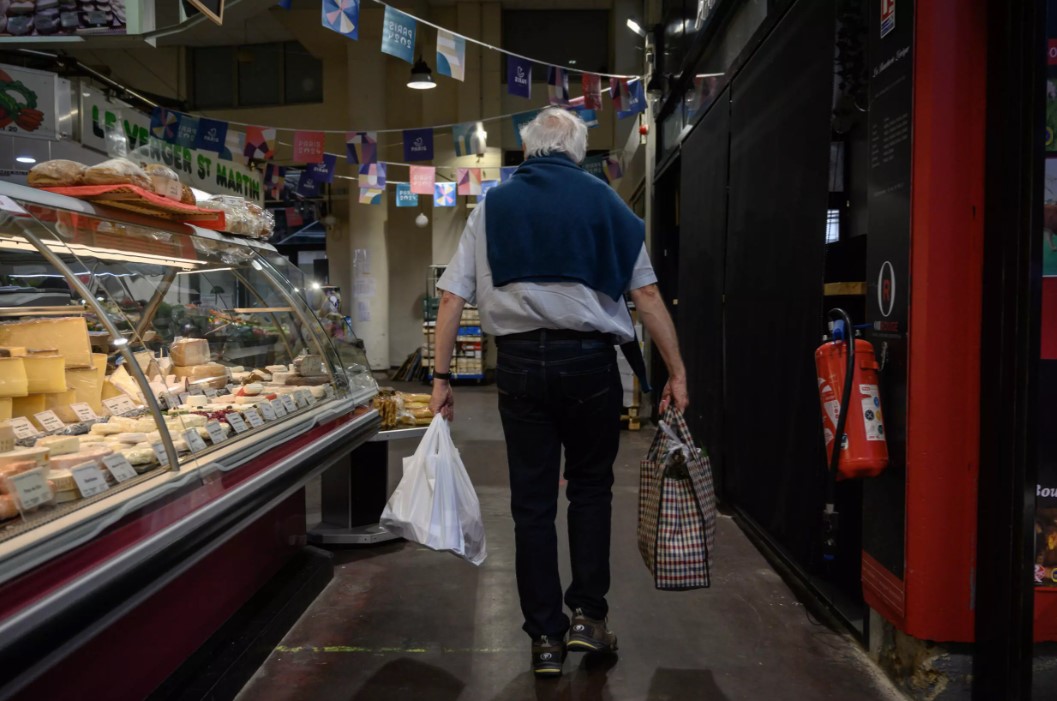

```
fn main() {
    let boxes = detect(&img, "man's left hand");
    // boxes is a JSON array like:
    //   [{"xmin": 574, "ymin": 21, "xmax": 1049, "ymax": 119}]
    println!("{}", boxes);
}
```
[{"xmin": 430, "ymin": 381, "xmax": 454, "ymax": 421}]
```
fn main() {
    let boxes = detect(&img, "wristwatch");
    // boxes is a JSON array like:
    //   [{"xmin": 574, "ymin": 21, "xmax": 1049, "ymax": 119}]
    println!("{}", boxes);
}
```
[{"xmin": 433, "ymin": 371, "xmax": 452, "ymax": 380}]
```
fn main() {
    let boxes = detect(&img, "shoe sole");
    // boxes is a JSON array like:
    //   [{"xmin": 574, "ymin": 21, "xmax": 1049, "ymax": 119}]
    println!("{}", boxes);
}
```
[
  {"xmin": 533, "ymin": 665, "xmax": 563, "ymax": 677},
  {"xmin": 566, "ymin": 638, "xmax": 618, "ymax": 653}
]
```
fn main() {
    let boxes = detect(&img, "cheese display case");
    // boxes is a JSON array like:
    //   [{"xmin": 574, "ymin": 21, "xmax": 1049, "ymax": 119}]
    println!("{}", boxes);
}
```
[{"xmin": 0, "ymin": 182, "xmax": 379, "ymax": 700}]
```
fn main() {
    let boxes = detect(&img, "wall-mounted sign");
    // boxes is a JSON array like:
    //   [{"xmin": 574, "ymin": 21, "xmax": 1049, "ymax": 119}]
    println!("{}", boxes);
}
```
[{"xmin": 0, "ymin": 64, "xmax": 72, "ymax": 141}]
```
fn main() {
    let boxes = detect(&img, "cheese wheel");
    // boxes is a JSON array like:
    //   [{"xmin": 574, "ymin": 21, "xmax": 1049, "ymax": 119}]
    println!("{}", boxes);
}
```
[
  {"xmin": 53, "ymin": 489, "xmax": 80, "ymax": 504},
  {"xmin": 0, "ymin": 447, "xmax": 49, "ymax": 467},
  {"xmin": 271, "ymin": 372, "xmax": 291, "ymax": 385},
  {"xmin": 48, "ymin": 468, "xmax": 76, "ymax": 491},
  {"xmin": 0, "ymin": 318, "xmax": 93, "ymax": 368},
  {"xmin": 242, "ymin": 383, "xmax": 264, "ymax": 396},
  {"xmin": 49, "ymin": 444, "xmax": 114, "ymax": 471},
  {"xmin": 185, "ymin": 395, "xmax": 209, "ymax": 408},
  {"xmin": 265, "ymin": 365, "xmax": 288, "ymax": 374},
  {"xmin": 36, "ymin": 435, "xmax": 79, "ymax": 456},
  {"xmin": 121, "ymin": 446, "xmax": 156, "ymax": 466},
  {"xmin": 114, "ymin": 432, "xmax": 148, "ymax": 444}
]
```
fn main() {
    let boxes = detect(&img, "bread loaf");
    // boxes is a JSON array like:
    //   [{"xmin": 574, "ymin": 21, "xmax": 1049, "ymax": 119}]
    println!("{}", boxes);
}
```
[
  {"xmin": 84, "ymin": 158, "xmax": 152, "ymax": 190},
  {"xmin": 28, "ymin": 160, "xmax": 86, "ymax": 188},
  {"xmin": 145, "ymin": 163, "xmax": 182, "ymax": 200}
]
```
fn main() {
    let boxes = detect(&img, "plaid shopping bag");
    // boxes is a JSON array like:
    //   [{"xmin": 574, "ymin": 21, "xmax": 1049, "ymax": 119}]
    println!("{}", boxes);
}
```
[{"xmin": 637, "ymin": 408, "xmax": 717, "ymax": 590}]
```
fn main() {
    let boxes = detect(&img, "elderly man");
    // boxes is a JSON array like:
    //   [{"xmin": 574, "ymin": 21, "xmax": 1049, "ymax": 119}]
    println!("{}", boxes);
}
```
[{"xmin": 430, "ymin": 107, "xmax": 688, "ymax": 677}]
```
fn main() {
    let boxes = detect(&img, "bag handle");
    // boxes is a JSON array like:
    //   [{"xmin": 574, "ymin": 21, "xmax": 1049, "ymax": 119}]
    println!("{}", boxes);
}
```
[{"xmin": 661, "ymin": 407, "xmax": 701, "ymax": 458}]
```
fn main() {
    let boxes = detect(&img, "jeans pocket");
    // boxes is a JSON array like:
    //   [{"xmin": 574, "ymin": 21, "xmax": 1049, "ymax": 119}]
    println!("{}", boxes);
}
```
[
  {"xmin": 496, "ymin": 366, "xmax": 529, "ymax": 398},
  {"xmin": 559, "ymin": 365, "xmax": 614, "ymax": 405}
]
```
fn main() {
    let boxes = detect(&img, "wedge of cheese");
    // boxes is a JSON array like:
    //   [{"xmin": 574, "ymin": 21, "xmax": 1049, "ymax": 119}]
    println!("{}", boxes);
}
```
[
  {"xmin": 173, "ymin": 363, "xmax": 228, "ymax": 380},
  {"xmin": 11, "ymin": 394, "xmax": 44, "ymax": 418},
  {"xmin": 23, "ymin": 355, "xmax": 67, "ymax": 394},
  {"xmin": 44, "ymin": 390, "xmax": 79, "ymax": 424},
  {"xmin": 0, "ymin": 317, "xmax": 93, "ymax": 368},
  {"xmin": 0, "ymin": 358, "xmax": 28, "ymax": 398},
  {"xmin": 0, "ymin": 399, "xmax": 11, "ymax": 421},
  {"xmin": 170, "ymin": 338, "xmax": 210, "ymax": 366}
]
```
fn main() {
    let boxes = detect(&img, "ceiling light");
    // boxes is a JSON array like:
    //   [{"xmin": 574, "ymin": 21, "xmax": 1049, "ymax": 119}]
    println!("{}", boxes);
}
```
[
  {"xmin": 626, "ymin": 19, "xmax": 647, "ymax": 38},
  {"xmin": 415, "ymin": 213, "xmax": 429, "ymax": 228},
  {"xmin": 407, "ymin": 58, "xmax": 437, "ymax": 90},
  {"xmin": 15, "ymin": 156, "xmax": 36, "ymax": 164}
]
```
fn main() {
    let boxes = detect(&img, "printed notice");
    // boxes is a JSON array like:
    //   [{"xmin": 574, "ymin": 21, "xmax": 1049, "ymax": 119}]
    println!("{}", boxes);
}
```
[
  {"xmin": 34, "ymin": 411, "xmax": 65, "ymax": 433},
  {"xmin": 102, "ymin": 454, "xmax": 138, "ymax": 483},
  {"xmin": 281, "ymin": 394, "xmax": 298, "ymax": 413},
  {"xmin": 9, "ymin": 417, "xmax": 39, "ymax": 440},
  {"xmin": 184, "ymin": 429, "xmax": 208, "ymax": 453},
  {"xmin": 205, "ymin": 420, "xmax": 227, "ymax": 444},
  {"xmin": 270, "ymin": 398, "xmax": 287, "ymax": 418},
  {"xmin": 71, "ymin": 462, "xmax": 109, "ymax": 498},
  {"xmin": 226, "ymin": 413, "xmax": 249, "ymax": 434},
  {"xmin": 324, "ymin": 385, "xmax": 336, "ymax": 399},
  {"xmin": 10, "ymin": 468, "xmax": 52, "ymax": 511},
  {"xmin": 152, "ymin": 443, "xmax": 170, "ymax": 467},
  {"xmin": 103, "ymin": 396, "xmax": 137, "ymax": 416},
  {"xmin": 295, "ymin": 390, "xmax": 312, "ymax": 408},
  {"xmin": 259, "ymin": 402, "xmax": 277, "ymax": 421},
  {"xmin": 244, "ymin": 408, "xmax": 264, "ymax": 428},
  {"xmin": 70, "ymin": 403, "xmax": 99, "ymax": 422}
]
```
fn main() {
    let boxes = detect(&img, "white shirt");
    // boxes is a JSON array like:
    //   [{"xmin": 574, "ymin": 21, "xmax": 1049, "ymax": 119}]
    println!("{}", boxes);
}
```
[{"xmin": 436, "ymin": 200, "xmax": 658, "ymax": 344}]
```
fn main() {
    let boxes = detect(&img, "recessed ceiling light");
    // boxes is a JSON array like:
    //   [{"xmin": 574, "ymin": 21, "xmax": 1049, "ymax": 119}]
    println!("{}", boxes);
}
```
[{"xmin": 16, "ymin": 156, "xmax": 36, "ymax": 164}]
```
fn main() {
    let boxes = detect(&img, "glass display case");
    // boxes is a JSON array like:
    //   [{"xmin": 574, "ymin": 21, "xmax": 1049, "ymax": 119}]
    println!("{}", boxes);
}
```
[{"xmin": 0, "ymin": 181, "xmax": 378, "ymax": 588}]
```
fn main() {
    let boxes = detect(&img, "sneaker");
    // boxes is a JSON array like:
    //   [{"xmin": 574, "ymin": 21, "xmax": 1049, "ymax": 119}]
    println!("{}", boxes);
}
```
[
  {"xmin": 532, "ymin": 635, "xmax": 566, "ymax": 677},
  {"xmin": 567, "ymin": 609, "xmax": 618, "ymax": 654}
]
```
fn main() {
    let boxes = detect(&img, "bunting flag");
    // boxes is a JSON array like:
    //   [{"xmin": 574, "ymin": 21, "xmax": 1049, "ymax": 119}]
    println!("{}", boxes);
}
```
[
  {"xmin": 396, "ymin": 183, "xmax": 419, "ymax": 207},
  {"xmin": 403, "ymin": 128, "xmax": 434, "ymax": 162},
  {"xmin": 434, "ymin": 182, "xmax": 456, "ymax": 207},
  {"xmin": 511, "ymin": 111, "xmax": 537, "ymax": 149},
  {"xmin": 610, "ymin": 78, "xmax": 629, "ymax": 112},
  {"xmin": 604, "ymin": 155, "xmax": 624, "ymax": 183},
  {"xmin": 381, "ymin": 6, "xmax": 416, "ymax": 64},
  {"xmin": 194, "ymin": 118, "xmax": 228, "ymax": 153},
  {"xmin": 436, "ymin": 29, "xmax": 466, "ymax": 82},
  {"xmin": 617, "ymin": 80, "xmax": 646, "ymax": 119},
  {"xmin": 265, "ymin": 164, "xmax": 286, "ymax": 197},
  {"xmin": 150, "ymin": 108, "xmax": 179, "ymax": 143},
  {"xmin": 582, "ymin": 74, "xmax": 603, "ymax": 110},
  {"xmin": 508, "ymin": 56, "xmax": 532, "ymax": 98},
  {"xmin": 322, "ymin": 0, "xmax": 359, "ymax": 39},
  {"xmin": 175, "ymin": 115, "xmax": 199, "ymax": 149},
  {"xmin": 575, "ymin": 107, "xmax": 599, "ymax": 128},
  {"xmin": 359, "ymin": 187, "xmax": 384, "ymax": 205},
  {"xmin": 293, "ymin": 131, "xmax": 326, "ymax": 163},
  {"xmin": 278, "ymin": 0, "xmax": 293, "ymax": 8},
  {"xmin": 500, "ymin": 166, "xmax": 517, "ymax": 183},
  {"xmin": 285, "ymin": 206, "xmax": 303, "ymax": 227},
  {"xmin": 410, "ymin": 165, "xmax": 436, "ymax": 195},
  {"xmin": 297, "ymin": 174, "xmax": 322, "ymax": 197},
  {"xmin": 306, "ymin": 154, "xmax": 338, "ymax": 183},
  {"xmin": 457, "ymin": 167, "xmax": 482, "ymax": 196},
  {"xmin": 478, "ymin": 179, "xmax": 499, "ymax": 203},
  {"xmin": 219, "ymin": 130, "xmax": 245, "ymax": 162},
  {"xmin": 244, "ymin": 126, "xmax": 276, "ymax": 162},
  {"xmin": 359, "ymin": 163, "xmax": 387, "ymax": 188},
  {"xmin": 547, "ymin": 67, "xmax": 569, "ymax": 106},
  {"xmin": 346, "ymin": 131, "xmax": 377, "ymax": 164},
  {"xmin": 452, "ymin": 122, "xmax": 485, "ymax": 157}
]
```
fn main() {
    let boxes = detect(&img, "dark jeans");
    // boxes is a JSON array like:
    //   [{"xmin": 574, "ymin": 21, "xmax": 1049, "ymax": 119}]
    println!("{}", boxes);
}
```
[{"xmin": 495, "ymin": 337, "xmax": 622, "ymax": 639}]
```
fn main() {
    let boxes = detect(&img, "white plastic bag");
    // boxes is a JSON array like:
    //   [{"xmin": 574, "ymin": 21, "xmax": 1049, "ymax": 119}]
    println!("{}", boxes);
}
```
[{"xmin": 379, "ymin": 415, "xmax": 488, "ymax": 565}]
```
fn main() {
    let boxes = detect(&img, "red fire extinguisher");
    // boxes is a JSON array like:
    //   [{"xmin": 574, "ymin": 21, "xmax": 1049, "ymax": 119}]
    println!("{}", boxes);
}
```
[{"xmin": 814, "ymin": 309, "xmax": 889, "ymax": 480}]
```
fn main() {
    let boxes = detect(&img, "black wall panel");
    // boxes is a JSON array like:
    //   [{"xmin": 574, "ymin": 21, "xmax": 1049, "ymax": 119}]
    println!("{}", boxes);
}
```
[
  {"xmin": 679, "ymin": 90, "xmax": 731, "ymax": 493},
  {"xmin": 722, "ymin": 0, "xmax": 835, "ymax": 565}
]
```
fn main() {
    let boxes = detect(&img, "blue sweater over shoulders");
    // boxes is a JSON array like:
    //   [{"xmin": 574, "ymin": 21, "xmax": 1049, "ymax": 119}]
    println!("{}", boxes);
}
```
[{"xmin": 484, "ymin": 154, "xmax": 645, "ymax": 302}]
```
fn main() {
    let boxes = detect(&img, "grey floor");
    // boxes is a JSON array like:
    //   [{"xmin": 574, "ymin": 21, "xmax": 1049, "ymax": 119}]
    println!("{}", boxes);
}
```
[{"xmin": 237, "ymin": 383, "xmax": 906, "ymax": 701}]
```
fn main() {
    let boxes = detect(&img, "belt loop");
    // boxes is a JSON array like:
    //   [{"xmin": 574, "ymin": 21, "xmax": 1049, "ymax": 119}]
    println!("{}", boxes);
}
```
[{"xmin": 539, "ymin": 328, "xmax": 546, "ymax": 349}]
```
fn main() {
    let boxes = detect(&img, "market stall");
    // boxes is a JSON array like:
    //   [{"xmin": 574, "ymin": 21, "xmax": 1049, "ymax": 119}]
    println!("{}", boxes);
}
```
[{"xmin": 0, "ymin": 178, "xmax": 379, "ymax": 699}]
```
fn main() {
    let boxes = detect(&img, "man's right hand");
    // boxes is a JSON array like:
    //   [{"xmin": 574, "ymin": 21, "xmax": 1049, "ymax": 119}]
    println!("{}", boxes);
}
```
[
  {"xmin": 659, "ymin": 375, "xmax": 689, "ymax": 415},
  {"xmin": 430, "ymin": 380, "xmax": 454, "ymax": 421}
]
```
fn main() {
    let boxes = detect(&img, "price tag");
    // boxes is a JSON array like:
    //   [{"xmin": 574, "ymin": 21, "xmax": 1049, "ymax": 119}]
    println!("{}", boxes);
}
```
[
  {"xmin": 205, "ymin": 388, "xmax": 219, "ymax": 399},
  {"xmin": 152, "ymin": 443, "xmax": 170, "ymax": 467},
  {"xmin": 226, "ymin": 412, "xmax": 248, "ymax": 434},
  {"xmin": 9, "ymin": 468, "xmax": 52, "ymax": 511},
  {"xmin": 70, "ymin": 403, "xmax": 99, "ymax": 422},
  {"xmin": 103, "ymin": 453, "xmax": 138, "ymax": 483},
  {"xmin": 188, "ymin": 385, "xmax": 205, "ymax": 396},
  {"xmin": 305, "ymin": 390, "xmax": 318, "ymax": 405},
  {"xmin": 34, "ymin": 411, "xmax": 66, "ymax": 433},
  {"xmin": 205, "ymin": 420, "xmax": 227, "ymax": 444},
  {"xmin": 183, "ymin": 429, "xmax": 208, "ymax": 453},
  {"xmin": 103, "ymin": 396, "xmax": 137, "ymax": 416},
  {"xmin": 281, "ymin": 394, "xmax": 298, "ymax": 413},
  {"xmin": 71, "ymin": 462, "xmax": 110, "ymax": 498},
  {"xmin": 293, "ymin": 390, "xmax": 310, "ymax": 408},
  {"xmin": 259, "ymin": 402, "xmax": 277, "ymax": 421},
  {"xmin": 270, "ymin": 398, "xmax": 287, "ymax": 418},
  {"xmin": 9, "ymin": 417, "xmax": 40, "ymax": 439},
  {"xmin": 324, "ymin": 385, "xmax": 336, "ymax": 399},
  {"xmin": 244, "ymin": 408, "xmax": 264, "ymax": 428}
]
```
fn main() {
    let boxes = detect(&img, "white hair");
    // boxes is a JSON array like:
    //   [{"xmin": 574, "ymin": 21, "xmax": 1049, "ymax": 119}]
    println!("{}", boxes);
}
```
[{"xmin": 519, "ymin": 107, "xmax": 589, "ymax": 164}]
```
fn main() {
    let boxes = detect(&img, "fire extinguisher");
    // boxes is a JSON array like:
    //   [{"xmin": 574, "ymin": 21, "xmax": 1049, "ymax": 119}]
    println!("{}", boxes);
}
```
[{"xmin": 814, "ymin": 308, "xmax": 889, "ymax": 561}]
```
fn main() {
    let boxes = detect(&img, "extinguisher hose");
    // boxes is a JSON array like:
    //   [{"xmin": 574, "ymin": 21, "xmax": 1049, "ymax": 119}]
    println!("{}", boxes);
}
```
[{"xmin": 822, "ymin": 308, "xmax": 855, "ymax": 563}]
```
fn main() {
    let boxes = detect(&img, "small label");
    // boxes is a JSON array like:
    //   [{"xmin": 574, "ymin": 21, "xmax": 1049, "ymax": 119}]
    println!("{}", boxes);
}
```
[
  {"xmin": 205, "ymin": 420, "xmax": 227, "ymax": 444},
  {"xmin": 324, "ymin": 385, "xmax": 336, "ymax": 399},
  {"xmin": 152, "ymin": 174, "xmax": 182, "ymax": 201},
  {"xmin": 271, "ymin": 398, "xmax": 288, "ymax": 418},
  {"xmin": 305, "ymin": 391, "xmax": 318, "ymax": 405},
  {"xmin": 226, "ymin": 413, "xmax": 248, "ymax": 434},
  {"xmin": 10, "ymin": 468, "xmax": 52, "ymax": 511},
  {"xmin": 205, "ymin": 388, "xmax": 219, "ymax": 399},
  {"xmin": 244, "ymin": 408, "xmax": 264, "ymax": 428},
  {"xmin": 281, "ymin": 394, "xmax": 298, "ymax": 413},
  {"xmin": 9, "ymin": 417, "xmax": 40, "ymax": 439},
  {"xmin": 103, "ymin": 453, "xmax": 138, "ymax": 482},
  {"xmin": 70, "ymin": 403, "xmax": 99, "ymax": 422},
  {"xmin": 294, "ymin": 390, "xmax": 311, "ymax": 408},
  {"xmin": 179, "ymin": 392, "xmax": 190, "ymax": 406},
  {"xmin": 259, "ymin": 402, "xmax": 277, "ymax": 421},
  {"xmin": 188, "ymin": 385, "xmax": 206, "ymax": 396},
  {"xmin": 34, "ymin": 410, "xmax": 65, "ymax": 433},
  {"xmin": 71, "ymin": 462, "xmax": 109, "ymax": 497},
  {"xmin": 183, "ymin": 429, "xmax": 208, "ymax": 453},
  {"xmin": 152, "ymin": 443, "xmax": 170, "ymax": 467},
  {"xmin": 103, "ymin": 396, "xmax": 137, "ymax": 416}
]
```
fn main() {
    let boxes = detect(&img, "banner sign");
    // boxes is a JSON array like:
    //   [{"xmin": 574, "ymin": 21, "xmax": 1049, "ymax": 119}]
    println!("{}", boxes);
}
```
[
  {"xmin": 403, "ymin": 128, "xmax": 434, "ymax": 162},
  {"xmin": 436, "ymin": 30, "xmax": 466, "ymax": 81},
  {"xmin": 80, "ymin": 87, "xmax": 263, "ymax": 204},
  {"xmin": 396, "ymin": 183, "xmax": 418, "ymax": 207},
  {"xmin": 381, "ymin": 6, "xmax": 416, "ymax": 64},
  {"xmin": 410, "ymin": 165, "xmax": 436, "ymax": 195},
  {"xmin": 508, "ymin": 57, "xmax": 532, "ymax": 99},
  {"xmin": 0, "ymin": 64, "xmax": 72, "ymax": 141}
]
